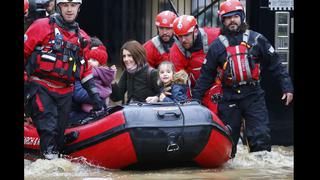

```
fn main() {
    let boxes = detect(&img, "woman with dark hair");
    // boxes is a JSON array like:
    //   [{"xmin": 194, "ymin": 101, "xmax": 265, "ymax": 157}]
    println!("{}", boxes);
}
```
[{"xmin": 110, "ymin": 40, "xmax": 160, "ymax": 104}]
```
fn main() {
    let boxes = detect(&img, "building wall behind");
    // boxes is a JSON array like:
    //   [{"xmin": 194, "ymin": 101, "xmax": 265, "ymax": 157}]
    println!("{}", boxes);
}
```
[
  {"xmin": 145, "ymin": 0, "xmax": 192, "ymax": 40},
  {"xmin": 78, "ymin": 0, "xmax": 146, "ymax": 66}
]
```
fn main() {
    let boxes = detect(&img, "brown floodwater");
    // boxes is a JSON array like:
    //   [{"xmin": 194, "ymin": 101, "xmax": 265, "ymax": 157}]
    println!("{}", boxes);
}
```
[{"xmin": 24, "ymin": 144, "xmax": 293, "ymax": 180}]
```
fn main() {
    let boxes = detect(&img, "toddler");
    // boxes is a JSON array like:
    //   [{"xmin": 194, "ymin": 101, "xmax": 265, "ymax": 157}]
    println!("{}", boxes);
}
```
[{"xmin": 146, "ymin": 61, "xmax": 188, "ymax": 103}]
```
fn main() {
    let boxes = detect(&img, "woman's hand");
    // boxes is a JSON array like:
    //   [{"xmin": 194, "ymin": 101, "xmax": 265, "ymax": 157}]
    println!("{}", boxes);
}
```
[
  {"xmin": 110, "ymin": 65, "xmax": 117, "ymax": 71},
  {"xmin": 146, "ymin": 96, "xmax": 159, "ymax": 103}
]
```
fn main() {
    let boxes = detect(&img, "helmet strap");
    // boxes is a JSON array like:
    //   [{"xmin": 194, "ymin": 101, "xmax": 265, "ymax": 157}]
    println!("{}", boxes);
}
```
[
  {"xmin": 192, "ymin": 31, "xmax": 195, "ymax": 48},
  {"xmin": 192, "ymin": 27, "xmax": 198, "ymax": 48},
  {"xmin": 55, "ymin": 2, "xmax": 61, "ymax": 15}
]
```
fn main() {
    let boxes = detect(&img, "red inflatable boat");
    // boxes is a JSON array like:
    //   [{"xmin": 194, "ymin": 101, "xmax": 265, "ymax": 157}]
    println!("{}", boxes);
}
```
[{"xmin": 24, "ymin": 101, "xmax": 233, "ymax": 169}]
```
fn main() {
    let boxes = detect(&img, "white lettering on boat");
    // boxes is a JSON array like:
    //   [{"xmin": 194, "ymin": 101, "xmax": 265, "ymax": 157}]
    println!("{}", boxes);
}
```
[{"xmin": 24, "ymin": 137, "xmax": 40, "ymax": 146}]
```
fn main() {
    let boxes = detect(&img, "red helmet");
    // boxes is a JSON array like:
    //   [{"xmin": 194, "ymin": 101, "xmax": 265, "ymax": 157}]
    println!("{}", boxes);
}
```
[
  {"xmin": 218, "ymin": 0, "xmax": 244, "ymax": 18},
  {"xmin": 155, "ymin": 10, "xmax": 177, "ymax": 28},
  {"xmin": 24, "ymin": 0, "xmax": 29, "ymax": 14},
  {"xmin": 173, "ymin": 15, "xmax": 197, "ymax": 36}
]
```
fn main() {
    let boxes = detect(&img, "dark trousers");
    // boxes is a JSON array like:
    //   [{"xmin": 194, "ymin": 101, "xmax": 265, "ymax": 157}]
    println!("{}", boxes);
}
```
[
  {"xmin": 218, "ymin": 88, "xmax": 271, "ymax": 155},
  {"xmin": 25, "ymin": 83, "xmax": 72, "ymax": 155}
]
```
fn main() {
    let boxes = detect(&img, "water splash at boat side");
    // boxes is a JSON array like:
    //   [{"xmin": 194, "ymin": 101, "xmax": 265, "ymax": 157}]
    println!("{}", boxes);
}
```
[
  {"xmin": 24, "ymin": 157, "xmax": 117, "ymax": 180},
  {"xmin": 24, "ymin": 144, "xmax": 293, "ymax": 180},
  {"xmin": 225, "ymin": 144, "xmax": 293, "ymax": 169}
]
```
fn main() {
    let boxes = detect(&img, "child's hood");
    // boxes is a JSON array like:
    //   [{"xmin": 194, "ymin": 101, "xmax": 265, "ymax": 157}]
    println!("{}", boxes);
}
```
[{"xmin": 93, "ymin": 66, "xmax": 116, "ymax": 86}]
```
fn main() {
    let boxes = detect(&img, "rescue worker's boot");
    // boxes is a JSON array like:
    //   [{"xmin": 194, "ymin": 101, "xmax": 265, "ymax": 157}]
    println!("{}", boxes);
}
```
[
  {"xmin": 230, "ymin": 143, "xmax": 237, "ymax": 158},
  {"xmin": 43, "ymin": 152, "xmax": 59, "ymax": 160},
  {"xmin": 250, "ymin": 143, "xmax": 271, "ymax": 153},
  {"xmin": 42, "ymin": 145, "xmax": 59, "ymax": 160},
  {"xmin": 248, "ymin": 133, "xmax": 271, "ymax": 153}
]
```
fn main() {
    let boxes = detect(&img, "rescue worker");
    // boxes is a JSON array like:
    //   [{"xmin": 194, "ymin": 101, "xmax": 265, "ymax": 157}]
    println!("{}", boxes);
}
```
[
  {"xmin": 24, "ymin": 0, "xmax": 51, "ymax": 31},
  {"xmin": 24, "ymin": 0, "xmax": 105, "ymax": 160},
  {"xmin": 24, "ymin": 0, "xmax": 30, "ymax": 31},
  {"xmin": 170, "ymin": 15, "xmax": 221, "ymax": 113},
  {"xmin": 24, "ymin": 0, "xmax": 29, "ymax": 17},
  {"xmin": 143, "ymin": 10, "xmax": 177, "ymax": 68},
  {"xmin": 45, "ymin": 0, "xmax": 56, "ymax": 15},
  {"xmin": 192, "ymin": 0, "xmax": 294, "ymax": 157}
]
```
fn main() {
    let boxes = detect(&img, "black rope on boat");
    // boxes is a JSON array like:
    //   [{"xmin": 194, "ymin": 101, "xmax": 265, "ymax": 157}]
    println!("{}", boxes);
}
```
[{"xmin": 173, "ymin": 100, "xmax": 186, "ymax": 146}]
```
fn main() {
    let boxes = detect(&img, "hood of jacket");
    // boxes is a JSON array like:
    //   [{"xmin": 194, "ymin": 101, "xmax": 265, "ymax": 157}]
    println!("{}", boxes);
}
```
[{"xmin": 92, "ymin": 66, "xmax": 116, "ymax": 98}]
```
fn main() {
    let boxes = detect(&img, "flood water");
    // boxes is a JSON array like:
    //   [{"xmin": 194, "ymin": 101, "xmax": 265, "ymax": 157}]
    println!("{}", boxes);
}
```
[{"xmin": 24, "ymin": 144, "xmax": 293, "ymax": 180}]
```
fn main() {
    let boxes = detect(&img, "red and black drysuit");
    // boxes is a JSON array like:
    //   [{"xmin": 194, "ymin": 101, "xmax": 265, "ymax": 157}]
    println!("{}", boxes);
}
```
[
  {"xmin": 24, "ymin": 14, "xmax": 104, "ymax": 157},
  {"xmin": 192, "ymin": 30, "xmax": 294, "ymax": 156},
  {"xmin": 170, "ymin": 27, "xmax": 221, "ymax": 113},
  {"xmin": 143, "ymin": 35, "xmax": 177, "ymax": 68}
]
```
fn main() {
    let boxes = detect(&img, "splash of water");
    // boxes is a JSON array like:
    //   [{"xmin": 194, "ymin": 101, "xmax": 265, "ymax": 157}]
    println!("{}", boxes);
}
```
[
  {"xmin": 24, "ymin": 157, "xmax": 114, "ymax": 179},
  {"xmin": 225, "ymin": 144, "xmax": 294, "ymax": 169},
  {"xmin": 24, "ymin": 145, "xmax": 293, "ymax": 179}
]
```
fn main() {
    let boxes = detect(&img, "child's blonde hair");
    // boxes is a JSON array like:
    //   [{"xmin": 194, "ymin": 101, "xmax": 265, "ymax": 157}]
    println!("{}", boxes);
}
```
[
  {"xmin": 158, "ymin": 61, "xmax": 175, "ymax": 73},
  {"xmin": 173, "ymin": 69, "xmax": 188, "ymax": 85}
]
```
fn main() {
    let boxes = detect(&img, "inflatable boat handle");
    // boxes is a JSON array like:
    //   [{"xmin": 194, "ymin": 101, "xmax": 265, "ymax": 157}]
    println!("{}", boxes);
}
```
[{"xmin": 157, "ymin": 110, "xmax": 181, "ymax": 118}]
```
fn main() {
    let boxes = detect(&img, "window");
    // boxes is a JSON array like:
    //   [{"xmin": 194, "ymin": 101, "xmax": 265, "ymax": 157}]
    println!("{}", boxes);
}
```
[{"xmin": 275, "ymin": 12, "xmax": 290, "ymax": 72}]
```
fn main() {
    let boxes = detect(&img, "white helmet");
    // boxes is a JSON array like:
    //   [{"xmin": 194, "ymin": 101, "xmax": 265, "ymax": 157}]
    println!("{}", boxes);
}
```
[
  {"xmin": 55, "ymin": 0, "xmax": 82, "ymax": 20},
  {"xmin": 56, "ymin": 0, "xmax": 82, "ymax": 4}
]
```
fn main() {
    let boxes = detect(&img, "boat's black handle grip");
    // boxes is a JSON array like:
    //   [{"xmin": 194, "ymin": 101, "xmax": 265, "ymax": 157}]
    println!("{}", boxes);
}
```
[{"xmin": 157, "ymin": 110, "xmax": 181, "ymax": 118}]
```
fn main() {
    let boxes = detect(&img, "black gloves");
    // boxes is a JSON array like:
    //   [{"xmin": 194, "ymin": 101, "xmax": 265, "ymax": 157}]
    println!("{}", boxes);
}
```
[
  {"xmin": 211, "ymin": 93, "xmax": 222, "ymax": 103},
  {"xmin": 82, "ymin": 78, "xmax": 105, "ymax": 111},
  {"xmin": 91, "ymin": 93, "xmax": 104, "ymax": 111}
]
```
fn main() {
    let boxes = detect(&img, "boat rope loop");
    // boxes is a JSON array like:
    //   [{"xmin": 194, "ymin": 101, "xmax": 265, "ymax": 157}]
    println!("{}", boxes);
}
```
[
  {"xmin": 167, "ymin": 132, "xmax": 180, "ymax": 152},
  {"xmin": 166, "ymin": 100, "xmax": 186, "ymax": 152}
]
